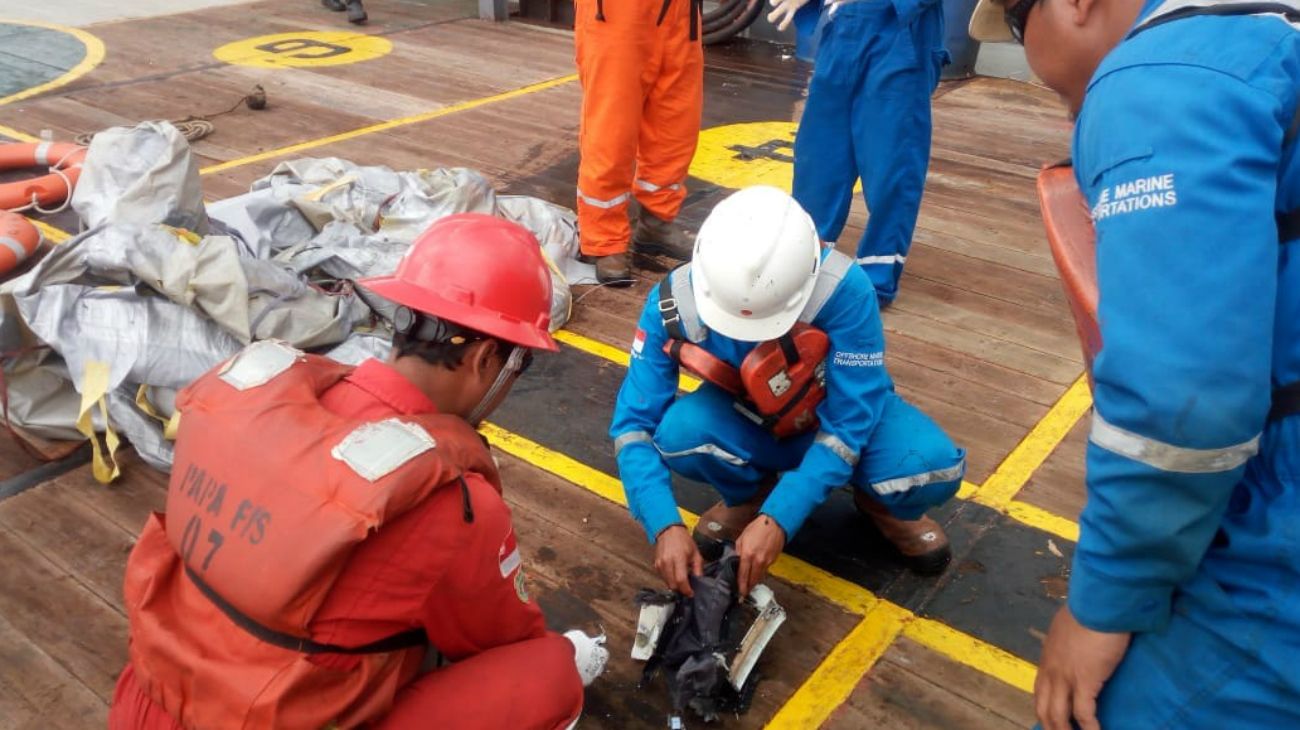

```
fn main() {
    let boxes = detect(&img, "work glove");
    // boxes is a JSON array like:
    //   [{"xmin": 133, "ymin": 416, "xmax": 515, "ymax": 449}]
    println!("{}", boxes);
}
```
[
  {"xmin": 563, "ymin": 630, "xmax": 610, "ymax": 687},
  {"xmin": 767, "ymin": 0, "xmax": 812, "ymax": 32}
]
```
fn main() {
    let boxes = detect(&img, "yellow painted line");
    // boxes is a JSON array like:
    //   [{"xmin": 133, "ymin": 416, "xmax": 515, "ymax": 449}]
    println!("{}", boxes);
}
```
[
  {"xmin": 903, "ymin": 617, "xmax": 1037, "ymax": 694},
  {"xmin": 553, "ymin": 328, "xmax": 701, "ymax": 392},
  {"xmin": 1007, "ymin": 499, "xmax": 1080, "ymax": 543},
  {"xmin": 0, "ymin": 123, "xmax": 40, "ymax": 143},
  {"xmin": 199, "ymin": 73, "xmax": 580, "ymax": 177},
  {"xmin": 766, "ymin": 603, "xmax": 911, "ymax": 729},
  {"xmin": 30, "ymin": 218, "xmax": 71, "ymax": 244},
  {"xmin": 972, "ymin": 374, "xmax": 1092, "ymax": 511},
  {"xmin": 480, "ymin": 419, "xmax": 1035, "ymax": 695},
  {"xmin": 0, "ymin": 20, "xmax": 106, "ymax": 108}
]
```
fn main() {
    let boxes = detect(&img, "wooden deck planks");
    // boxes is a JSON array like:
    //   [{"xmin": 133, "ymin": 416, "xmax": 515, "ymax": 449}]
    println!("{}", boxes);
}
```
[
  {"xmin": 823, "ymin": 637, "xmax": 1035, "ymax": 730},
  {"xmin": 0, "ymin": 2, "xmax": 1097, "ymax": 725}
]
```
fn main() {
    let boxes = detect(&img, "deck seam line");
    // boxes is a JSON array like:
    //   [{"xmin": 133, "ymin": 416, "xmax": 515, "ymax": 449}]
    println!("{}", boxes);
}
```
[{"xmin": 198, "ymin": 72, "xmax": 579, "ymax": 177}]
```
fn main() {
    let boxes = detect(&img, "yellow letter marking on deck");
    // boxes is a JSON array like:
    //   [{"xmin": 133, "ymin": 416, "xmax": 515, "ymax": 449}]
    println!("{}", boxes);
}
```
[
  {"xmin": 690, "ymin": 121, "xmax": 860, "ymax": 194},
  {"xmin": 214, "ymin": 31, "xmax": 392, "ymax": 69}
]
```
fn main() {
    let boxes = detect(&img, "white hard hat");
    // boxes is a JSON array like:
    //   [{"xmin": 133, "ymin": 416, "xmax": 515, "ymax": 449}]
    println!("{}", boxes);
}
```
[{"xmin": 691, "ymin": 186, "xmax": 822, "ymax": 342}]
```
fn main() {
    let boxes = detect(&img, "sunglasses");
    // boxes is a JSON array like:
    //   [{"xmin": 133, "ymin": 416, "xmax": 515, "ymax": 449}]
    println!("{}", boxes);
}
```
[{"xmin": 1004, "ymin": 0, "xmax": 1041, "ymax": 44}]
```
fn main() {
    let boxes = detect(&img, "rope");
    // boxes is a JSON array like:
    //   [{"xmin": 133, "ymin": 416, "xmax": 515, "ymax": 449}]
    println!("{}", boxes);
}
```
[{"xmin": 73, "ymin": 85, "xmax": 266, "ymax": 146}]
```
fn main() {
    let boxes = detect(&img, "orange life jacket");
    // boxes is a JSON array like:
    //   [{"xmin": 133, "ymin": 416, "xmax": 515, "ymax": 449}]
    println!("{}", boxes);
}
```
[
  {"xmin": 656, "ymin": 265, "xmax": 840, "ymax": 439},
  {"xmin": 122, "ymin": 341, "xmax": 499, "ymax": 729}
]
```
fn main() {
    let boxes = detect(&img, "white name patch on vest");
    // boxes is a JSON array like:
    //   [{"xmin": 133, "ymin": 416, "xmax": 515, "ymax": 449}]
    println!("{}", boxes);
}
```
[
  {"xmin": 1092, "ymin": 173, "xmax": 1179, "ymax": 221},
  {"xmin": 332, "ymin": 419, "xmax": 436, "ymax": 482}
]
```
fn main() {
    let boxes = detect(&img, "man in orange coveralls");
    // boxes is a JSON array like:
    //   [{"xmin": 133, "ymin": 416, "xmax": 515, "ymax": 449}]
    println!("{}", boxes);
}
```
[
  {"xmin": 108, "ymin": 214, "xmax": 607, "ymax": 729},
  {"xmin": 575, "ymin": 0, "xmax": 703, "ymax": 284}
]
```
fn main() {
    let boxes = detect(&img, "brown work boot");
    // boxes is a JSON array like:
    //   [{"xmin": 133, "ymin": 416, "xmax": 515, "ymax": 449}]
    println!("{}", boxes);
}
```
[
  {"xmin": 632, "ymin": 208, "xmax": 695, "ymax": 261},
  {"xmin": 692, "ymin": 476, "xmax": 777, "ymax": 543},
  {"xmin": 853, "ymin": 491, "xmax": 951, "ymax": 575},
  {"xmin": 591, "ymin": 252, "xmax": 634, "ymax": 287},
  {"xmin": 693, "ymin": 500, "xmax": 763, "ymax": 543}
]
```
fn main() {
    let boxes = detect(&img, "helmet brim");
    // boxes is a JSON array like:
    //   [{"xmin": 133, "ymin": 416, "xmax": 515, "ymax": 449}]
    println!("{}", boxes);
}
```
[
  {"xmin": 693, "ymin": 283, "xmax": 804, "ymax": 343},
  {"xmin": 969, "ymin": 0, "xmax": 1015, "ymax": 43},
  {"xmin": 358, "ymin": 275, "xmax": 560, "ymax": 352}
]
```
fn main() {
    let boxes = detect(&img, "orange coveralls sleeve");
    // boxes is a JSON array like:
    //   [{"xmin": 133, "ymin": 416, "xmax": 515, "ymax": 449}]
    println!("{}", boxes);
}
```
[
  {"xmin": 574, "ymin": 0, "xmax": 704, "ymax": 256},
  {"xmin": 420, "ymin": 473, "xmax": 548, "ymax": 658},
  {"xmin": 376, "ymin": 474, "xmax": 583, "ymax": 730}
]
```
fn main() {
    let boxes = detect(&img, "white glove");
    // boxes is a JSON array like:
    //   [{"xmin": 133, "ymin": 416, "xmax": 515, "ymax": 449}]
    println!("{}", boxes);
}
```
[
  {"xmin": 828, "ymin": 0, "xmax": 844, "ymax": 18},
  {"xmin": 563, "ymin": 630, "xmax": 609, "ymax": 687},
  {"xmin": 767, "ymin": 0, "xmax": 812, "ymax": 32}
]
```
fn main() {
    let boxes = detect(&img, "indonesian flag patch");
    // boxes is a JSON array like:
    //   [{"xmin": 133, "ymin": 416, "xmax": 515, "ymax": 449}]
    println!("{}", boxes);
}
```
[{"xmin": 632, "ymin": 328, "xmax": 646, "ymax": 358}]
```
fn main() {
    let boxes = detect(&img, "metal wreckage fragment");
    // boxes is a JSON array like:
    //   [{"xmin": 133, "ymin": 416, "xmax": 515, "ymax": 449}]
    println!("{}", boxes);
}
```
[{"xmin": 632, "ymin": 543, "xmax": 786, "ymax": 726}]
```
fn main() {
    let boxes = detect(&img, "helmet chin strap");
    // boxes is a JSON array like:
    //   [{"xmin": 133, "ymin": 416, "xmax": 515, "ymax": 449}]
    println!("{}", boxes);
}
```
[{"xmin": 467, "ymin": 346, "xmax": 526, "ymax": 426}]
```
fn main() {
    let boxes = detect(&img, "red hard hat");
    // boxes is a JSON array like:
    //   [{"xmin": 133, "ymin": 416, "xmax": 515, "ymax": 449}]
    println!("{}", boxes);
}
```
[{"xmin": 359, "ymin": 213, "xmax": 559, "ymax": 351}]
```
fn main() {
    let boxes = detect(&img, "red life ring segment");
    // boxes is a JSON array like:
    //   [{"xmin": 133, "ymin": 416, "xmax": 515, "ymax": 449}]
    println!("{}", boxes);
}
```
[
  {"xmin": 0, "ymin": 142, "xmax": 87, "ymax": 212},
  {"xmin": 0, "ymin": 211, "xmax": 41, "ymax": 277}
]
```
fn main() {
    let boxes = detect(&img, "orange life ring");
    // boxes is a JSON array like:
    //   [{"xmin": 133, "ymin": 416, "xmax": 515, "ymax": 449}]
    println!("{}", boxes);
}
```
[
  {"xmin": 0, "ymin": 142, "xmax": 87, "ymax": 212},
  {"xmin": 0, "ymin": 211, "xmax": 42, "ymax": 277}
]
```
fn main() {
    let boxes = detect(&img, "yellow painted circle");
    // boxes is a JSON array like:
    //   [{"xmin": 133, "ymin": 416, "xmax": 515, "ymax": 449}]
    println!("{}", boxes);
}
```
[
  {"xmin": 689, "ymin": 121, "xmax": 861, "ymax": 193},
  {"xmin": 213, "ymin": 31, "xmax": 392, "ymax": 69}
]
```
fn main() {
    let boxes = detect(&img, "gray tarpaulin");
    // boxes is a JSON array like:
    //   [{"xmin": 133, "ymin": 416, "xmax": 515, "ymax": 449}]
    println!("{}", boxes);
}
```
[
  {"xmin": 3, "ymin": 124, "xmax": 586, "ymax": 479},
  {"xmin": 70, "ymin": 122, "xmax": 208, "ymax": 235}
]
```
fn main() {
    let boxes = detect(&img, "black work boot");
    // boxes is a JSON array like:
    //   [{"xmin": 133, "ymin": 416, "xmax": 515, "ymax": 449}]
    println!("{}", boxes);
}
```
[
  {"xmin": 853, "ymin": 491, "xmax": 952, "ymax": 575},
  {"xmin": 346, "ymin": 0, "xmax": 368, "ymax": 23},
  {"xmin": 593, "ymin": 252, "xmax": 634, "ymax": 287},
  {"xmin": 632, "ymin": 208, "xmax": 694, "ymax": 261}
]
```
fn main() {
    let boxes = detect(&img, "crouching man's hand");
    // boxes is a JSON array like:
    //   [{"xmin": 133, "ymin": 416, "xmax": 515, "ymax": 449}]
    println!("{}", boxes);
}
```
[
  {"xmin": 735, "ymin": 514, "xmax": 785, "ymax": 597},
  {"xmin": 654, "ymin": 525, "xmax": 703, "ymax": 597}
]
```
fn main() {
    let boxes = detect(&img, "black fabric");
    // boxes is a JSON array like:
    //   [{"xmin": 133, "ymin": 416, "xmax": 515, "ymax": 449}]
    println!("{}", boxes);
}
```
[
  {"xmin": 185, "ymin": 568, "xmax": 428, "ymax": 655},
  {"xmin": 1278, "ymin": 209, "xmax": 1300, "ymax": 243},
  {"xmin": 638, "ymin": 543, "xmax": 759, "ymax": 722},
  {"xmin": 459, "ymin": 475, "xmax": 475, "ymax": 523},
  {"xmin": 1271, "ymin": 381, "xmax": 1300, "ymax": 421},
  {"xmin": 658, "ymin": 270, "xmax": 688, "ymax": 341},
  {"xmin": 776, "ymin": 333, "xmax": 800, "ymax": 365}
]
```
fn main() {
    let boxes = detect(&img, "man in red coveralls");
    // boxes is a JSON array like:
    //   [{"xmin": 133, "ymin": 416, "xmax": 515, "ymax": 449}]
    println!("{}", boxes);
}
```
[{"xmin": 109, "ymin": 214, "xmax": 606, "ymax": 729}]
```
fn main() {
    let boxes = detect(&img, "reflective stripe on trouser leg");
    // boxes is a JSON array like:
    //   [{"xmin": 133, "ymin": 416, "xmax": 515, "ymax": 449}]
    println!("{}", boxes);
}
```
[
  {"xmin": 575, "ymin": 0, "xmax": 647, "ymax": 256},
  {"xmin": 633, "ymin": 0, "xmax": 702, "ymax": 223},
  {"xmin": 653, "ymin": 386, "xmax": 808, "ymax": 506},
  {"xmin": 850, "ymin": 3, "xmax": 943, "ymax": 301},
  {"xmin": 851, "ymin": 393, "xmax": 964, "ymax": 520}
]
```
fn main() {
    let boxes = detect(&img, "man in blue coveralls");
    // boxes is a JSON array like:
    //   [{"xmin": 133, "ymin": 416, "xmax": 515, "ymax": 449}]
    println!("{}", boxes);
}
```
[
  {"xmin": 609, "ymin": 185, "xmax": 965, "ymax": 596},
  {"xmin": 767, "ymin": 0, "xmax": 948, "ymax": 305},
  {"xmin": 970, "ymin": 1, "xmax": 1300, "ymax": 728}
]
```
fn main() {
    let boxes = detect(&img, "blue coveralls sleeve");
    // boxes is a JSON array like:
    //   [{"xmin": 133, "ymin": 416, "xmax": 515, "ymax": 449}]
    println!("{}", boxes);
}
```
[
  {"xmin": 889, "ymin": 0, "xmax": 941, "ymax": 26},
  {"xmin": 1069, "ymin": 66, "xmax": 1279, "ymax": 634},
  {"xmin": 609, "ymin": 285, "xmax": 686, "ymax": 542},
  {"xmin": 759, "ymin": 265, "xmax": 891, "ymax": 537}
]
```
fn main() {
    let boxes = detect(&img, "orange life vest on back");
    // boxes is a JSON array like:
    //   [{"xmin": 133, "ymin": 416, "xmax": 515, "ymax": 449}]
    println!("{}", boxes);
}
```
[{"xmin": 122, "ymin": 341, "xmax": 500, "ymax": 729}]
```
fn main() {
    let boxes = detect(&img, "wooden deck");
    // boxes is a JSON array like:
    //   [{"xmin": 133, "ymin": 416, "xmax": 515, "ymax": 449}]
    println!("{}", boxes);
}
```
[{"xmin": 0, "ymin": 1, "xmax": 1085, "ymax": 727}]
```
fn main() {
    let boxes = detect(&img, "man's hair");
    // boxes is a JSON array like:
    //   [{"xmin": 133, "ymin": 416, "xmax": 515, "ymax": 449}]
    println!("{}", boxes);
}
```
[{"xmin": 393, "ymin": 329, "xmax": 506, "ymax": 371}]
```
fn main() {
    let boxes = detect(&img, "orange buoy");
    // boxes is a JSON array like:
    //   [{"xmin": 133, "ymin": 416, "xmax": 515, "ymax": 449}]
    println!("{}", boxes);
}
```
[
  {"xmin": 1036, "ymin": 163, "xmax": 1100, "ymax": 377},
  {"xmin": 0, "ymin": 142, "xmax": 87, "ymax": 212},
  {"xmin": 0, "ymin": 211, "xmax": 41, "ymax": 277}
]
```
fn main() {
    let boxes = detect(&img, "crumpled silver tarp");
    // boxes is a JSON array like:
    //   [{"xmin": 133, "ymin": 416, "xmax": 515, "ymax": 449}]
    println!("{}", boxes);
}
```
[
  {"xmin": 70, "ymin": 122, "xmax": 209, "ymax": 235},
  {"xmin": 4, "ymin": 125, "xmax": 588, "ymax": 479}
]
